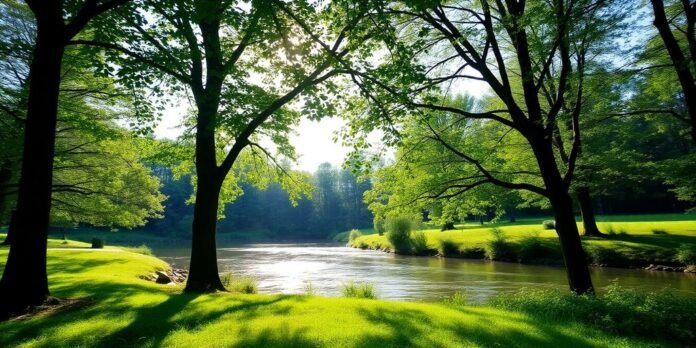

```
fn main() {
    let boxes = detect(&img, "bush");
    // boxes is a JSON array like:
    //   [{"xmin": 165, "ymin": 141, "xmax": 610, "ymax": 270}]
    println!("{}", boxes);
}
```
[
  {"xmin": 342, "ymin": 281, "xmax": 376, "ymax": 299},
  {"xmin": 651, "ymin": 229, "xmax": 669, "ymax": 235},
  {"xmin": 517, "ymin": 235, "xmax": 559, "ymax": 263},
  {"xmin": 444, "ymin": 291, "xmax": 468, "ymax": 306},
  {"xmin": 373, "ymin": 216, "xmax": 386, "ymax": 236},
  {"xmin": 542, "ymin": 220, "xmax": 556, "ymax": 230},
  {"xmin": 441, "ymin": 222, "xmax": 456, "ymax": 231},
  {"xmin": 485, "ymin": 228, "xmax": 516, "ymax": 261},
  {"xmin": 220, "ymin": 273, "xmax": 258, "ymax": 294},
  {"xmin": 386, "ymin": 217, "xmax": 413, "ymax": 253},
  {"xmin": 91, "ymin": 238, "xmax": 104, "ymax": 249},
  {"xmin": 438, "ymin": 239, "xmax": 460, "ymax": 257},
  {"xmin": 585, "ymin": 246, "xmax": 629, "ymax": 266},
  {"xmin": 676, "ymin": 244, "xmax": 696, "ymax": 265},
  {"xmin": 348, "ymin": 229, "xmax": 362, "ymax": 243},
  {"xmin": 459, "ymin": 247, "xmax": 486, "ymax": 259},
  {"xmin": 410, "ymin": 231, "xmax": 429, "ymax": 255},
  {"xmin": 490, "ymin": 284, "xmax": 696, "ymax": 343}
]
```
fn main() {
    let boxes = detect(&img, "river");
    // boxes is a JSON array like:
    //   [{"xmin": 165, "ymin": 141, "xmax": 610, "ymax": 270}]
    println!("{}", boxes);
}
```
[{"xmin": 154, "ymin": 243, "xmax": 696, "ymax": 303}]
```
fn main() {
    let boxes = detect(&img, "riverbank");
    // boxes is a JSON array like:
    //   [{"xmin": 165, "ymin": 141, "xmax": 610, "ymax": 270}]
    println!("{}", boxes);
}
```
[
  {"xmin": 2, "ymin": 239, "xmax": 694, "ymax": 347},
  {"xmin": 349, "ymin": 216, "xmax": 696, "ymax": 272}
]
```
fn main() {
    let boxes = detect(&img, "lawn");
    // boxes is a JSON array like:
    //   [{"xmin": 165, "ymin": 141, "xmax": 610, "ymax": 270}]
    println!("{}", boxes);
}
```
[
  {"xmin": 0, "ymin": 239, "xmax": 681, "ymax": 347},
  {"xmin": 349, "ymin": 214, "xmax": 696, "ymax": 267}
]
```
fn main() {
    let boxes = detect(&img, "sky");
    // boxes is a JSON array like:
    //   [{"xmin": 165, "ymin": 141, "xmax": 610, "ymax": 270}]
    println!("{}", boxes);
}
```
[{"xmin": 154, "ymin": 106, "xmax": 354, "ymax": 173}]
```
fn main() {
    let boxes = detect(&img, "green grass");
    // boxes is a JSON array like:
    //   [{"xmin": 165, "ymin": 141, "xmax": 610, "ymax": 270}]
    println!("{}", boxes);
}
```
[
  {"xmin": 351, "ymin": 214, "xmax": 696, "ymax": 266},
  {"xmin": 0, "ymin": 238, "xmax": 678, "ymax": 347}
]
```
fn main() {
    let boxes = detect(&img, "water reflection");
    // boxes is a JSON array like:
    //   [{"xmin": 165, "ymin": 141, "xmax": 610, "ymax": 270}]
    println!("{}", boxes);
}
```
[{"xmin": 155, "ymin": 243, "xmax": 696, "ymax": 302}]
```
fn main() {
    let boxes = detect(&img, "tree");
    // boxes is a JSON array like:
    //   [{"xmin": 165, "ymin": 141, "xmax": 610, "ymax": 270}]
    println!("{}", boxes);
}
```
[
  {"xmin": 341, "ymin": 0, "xmax": 628, "ymax": 294},
  {"xmin": 0, "ymin": 0, "xmax": 132, "ymax": 316},
  {"xmin": 648, "ymin": 0, "xmax": 696, "ymax": 142},
  {"xmin": 79, "ymin": 0, "xmax": 374, "ymax": 292}
]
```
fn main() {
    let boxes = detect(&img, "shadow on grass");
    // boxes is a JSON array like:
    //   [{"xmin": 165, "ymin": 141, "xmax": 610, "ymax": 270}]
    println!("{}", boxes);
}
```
[{"xmin": 354, "ymin": 306, "xmax": 602, "ymax": 348}]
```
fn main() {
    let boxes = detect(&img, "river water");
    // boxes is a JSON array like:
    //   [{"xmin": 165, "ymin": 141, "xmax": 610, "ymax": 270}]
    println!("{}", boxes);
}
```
[{"xmin": 155, "ymin": 243, "xmax": 696, "ymax": 303}]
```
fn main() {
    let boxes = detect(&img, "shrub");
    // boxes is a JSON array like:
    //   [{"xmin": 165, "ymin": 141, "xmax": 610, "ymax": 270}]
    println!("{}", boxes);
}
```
[
  {"xmin": 517, "ymin": 235, "xmax": 560, "ymax": 263},
  {"xmin": 542, "ymin": 220, "xmax": 556, "ymax": 230},
  {"xmin": 373, "ymin": 216, "xmax": 386, "ymax": 236},
  {"xmin": 676, "ymin": 244, "xmax": 696, "ymax": 265},
  {"xmin": 410, "ymin": 231, "xmax": 429, "ymax": 255},
  {"xmin": 438, "ymin": 239, "xmax": 460, "ymax": 257},
  {"xmin": 220, "ymin": 273, "xmax": 258, "ymax": 294},
  {"xmin": 444, "ymin": 291, "xmax": 468, "ymax": 306},
  {"xmin": 348, "ymin": 229, "xmax": 362, "ymax": 243},
  {"xmin": 342, "ymin": 281, "xmax": 376, "ymax": 299},
  {"xmin": 91, "ymin": 238, "xmax": 104, "ymax": 249},
  {"xmin": 386, "ymin": 217, "xmax": 413, "ymax": 253},
  {"xmin": 651, "ymin": 229, "xmax": 669, "ymax": 235},
  {"xmin": 485, "ymin": 228, "xmax": 516, "ymax": 261},
  {"xmin": 490, "ymin": 284, "xmax": 696, "ymax": 343},
  {"xmin": 441, "ymin": 222, "xmax": 456, "ymax": 231},
  {"xmin": 585, "ymin": 246, "xmax": 629, "ymax": 266},
  {"xmin": 459, "ymin": 247, "xmax": 486, "ymax": 259}
]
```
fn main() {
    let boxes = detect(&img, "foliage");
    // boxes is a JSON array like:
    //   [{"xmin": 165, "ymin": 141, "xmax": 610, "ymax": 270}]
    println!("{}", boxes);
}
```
[
  {"xmin": 348, "ymin": 229, "xmax": 362, "ymax": 243},
  {"xmin": 341, "ymin": 281, "xmax": 376, "ymax": 299},
  {"xmin": 485, "ymin": 229, "xmax": 516, "ymax": 262},
  {"xmin": 386, "ymin": 217, "xmax": 413, "ymax": 253},
  {"xmin": 410, "ymin": 231, "xmax": 429, "ymax": 255},
  {"xmin": 373, "ymin": 216, "xmax": 386, "ymax": 236},
  {"xmin": 542, "ymin": 220, "xmax": 556, "ymax": 230},
  {"xmin": 676, "ymin": 244, "xmax": 696, "ymax": 265},
  {"xmin": 444, "ymin": 291, "xmax": 468, "ymax": 307},
  {"xmin": 517, "ymin": 235, "xmax": 560, "ymax": 263},
  {"xmin": 351, "ymin": 215, "xmax": 696, "ymax": 267},
  {"xmin": 91, "ymin": 238, "xmax": 104, "ymax": 249},
  {"xmin": 220, "ymin": 273, "xmax": 258, "ymax": 294},
  {"xmin": 490, "ymin": 284, "xmax": 696, "ymax": 343},
  {"xmin": 437, "ymin": 239, "xmax": 459, "ymax": 257}
]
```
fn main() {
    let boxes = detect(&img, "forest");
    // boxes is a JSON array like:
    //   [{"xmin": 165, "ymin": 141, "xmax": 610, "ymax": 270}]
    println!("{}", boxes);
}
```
[{"xmin": 1, "ymin": 0, "xmax": 696, "ymax": 347}]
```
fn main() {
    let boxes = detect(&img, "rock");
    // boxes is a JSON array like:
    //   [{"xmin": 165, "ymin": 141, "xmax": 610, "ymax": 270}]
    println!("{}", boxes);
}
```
[
  {"xmin": 685, "ymin": 265, "xmax": 696, "ymax": 273},
  {"xmin": 155, "ymin": 271, "xmax": 172, "ymax": 284}
]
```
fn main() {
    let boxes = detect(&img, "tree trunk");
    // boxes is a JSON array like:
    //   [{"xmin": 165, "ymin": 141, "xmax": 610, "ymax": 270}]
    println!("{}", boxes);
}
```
[
  {"xmin": 184, "ymin": 100, "xmax": 225, "ymax": 293},
  {"xmin": 577, "ymin": 187, "xmax": 603, "ymax": 237},
  {"xmin": 549, "ymin": 190, "xmax": 594, "ymax": 294},
  {"xmin": 651, "ymin": 0, "xmax": 696, "ymax": 143},
  {"xmin": 184, "ymin": 172, "xmax": 225, "ymax": 292},
  {"xmin": 532, "ymin": 139, "xmax": 594, "ymax": 294},
  {"xmin": 0, "ymin": 11, "xmax": 65, "ymax": 317}
]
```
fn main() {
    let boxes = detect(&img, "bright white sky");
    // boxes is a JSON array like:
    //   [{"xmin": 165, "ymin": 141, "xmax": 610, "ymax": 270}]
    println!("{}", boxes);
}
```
[{"xmin": 154, "ymin": 107, "xmax": 353, "ymax": 173}]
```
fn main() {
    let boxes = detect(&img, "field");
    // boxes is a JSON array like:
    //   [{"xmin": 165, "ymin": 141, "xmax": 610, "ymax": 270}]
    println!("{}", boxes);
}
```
[
  {"xmin": 349, "ymin": 214, "xmax": 696, "ymax": 268},
  {"xmin": 1, "ymin": 238, "xmax": 691, "ymax": 347}
]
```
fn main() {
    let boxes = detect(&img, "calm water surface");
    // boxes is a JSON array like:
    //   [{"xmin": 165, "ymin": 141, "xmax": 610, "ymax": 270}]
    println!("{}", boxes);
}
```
[{"xmin": 155, "ymin": 243, "xmax": 696, "ymax": 302}]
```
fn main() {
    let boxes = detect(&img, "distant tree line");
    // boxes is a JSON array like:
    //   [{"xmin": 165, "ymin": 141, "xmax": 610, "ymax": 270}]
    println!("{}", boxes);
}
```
[{"xmin": 144, "ymin": 162, "xmax": 373, "ymax": 241}]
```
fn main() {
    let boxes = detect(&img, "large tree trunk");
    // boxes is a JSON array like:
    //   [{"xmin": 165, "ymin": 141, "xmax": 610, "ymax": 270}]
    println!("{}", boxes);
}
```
[
  {"xmin": 533, "ymin": 140, "xmax": 594, "ymax": 294},
  {"xmin": 0, "ymin": 10, "xmax": 65, "ymax": 317},
  {"xmin": 184, "ymin": 103, "xmax": 225, "ymax": 293},
  {"xmin": 650, "ymin": 0, "xmax": 696, "ymax": 143},
  {"xmin": 577, "ymin": 187, "xmax": 603, "ymax": 237},
  {"xmin": 184, "ymin": 173, "xmax": 225, "ymax": 292}
]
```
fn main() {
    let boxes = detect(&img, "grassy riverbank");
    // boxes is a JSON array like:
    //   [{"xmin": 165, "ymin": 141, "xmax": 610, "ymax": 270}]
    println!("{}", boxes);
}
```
[
  {"xmin": 2, "ymin": 239, "xmax": 694, "ymax": 347},
  {"xmin": 349, "ymin": 214, "xmax": 696, "ymax": 269}
]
